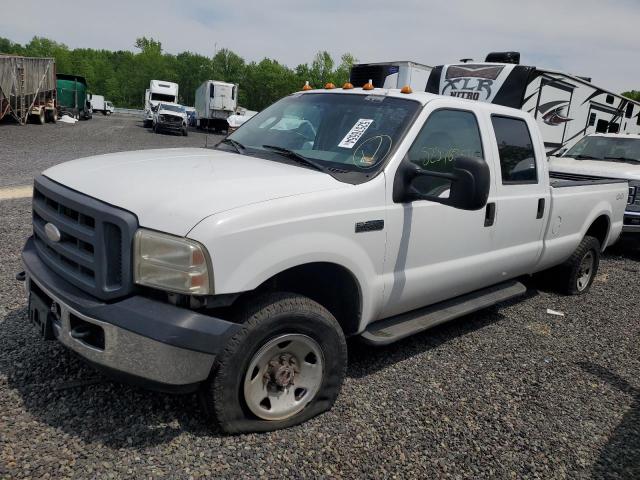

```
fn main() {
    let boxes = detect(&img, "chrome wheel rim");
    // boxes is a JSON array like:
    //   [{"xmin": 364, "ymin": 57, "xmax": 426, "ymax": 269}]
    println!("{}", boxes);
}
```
[
  {"xmin": 577, "ymin": 251, "xmax": 595, "ymax": 291},
  {"xmin": 243, "ymin": 334, "xmax": 324, "ymax": 421}
]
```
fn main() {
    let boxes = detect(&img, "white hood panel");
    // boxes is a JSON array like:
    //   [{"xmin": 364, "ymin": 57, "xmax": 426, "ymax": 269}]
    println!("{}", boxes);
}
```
[
  {"xmin": 43, "ymin": 148, "xmax": 345, "ymax": 236},
  {"xmin": 550, "ymin": 157, "xmax": 640, "ymax": 180}
]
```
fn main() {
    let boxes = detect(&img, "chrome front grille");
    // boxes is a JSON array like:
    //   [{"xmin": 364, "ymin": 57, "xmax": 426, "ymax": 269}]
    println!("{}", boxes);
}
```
[{"xmin": 31, "ymin": 176, "xmax": 138, "ymax": 300}]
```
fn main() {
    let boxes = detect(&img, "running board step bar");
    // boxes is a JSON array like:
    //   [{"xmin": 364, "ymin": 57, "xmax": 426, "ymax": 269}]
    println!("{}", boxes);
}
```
[{"xmin": 361, "ymin": 280, "xmax": 527, "ymax": 346}]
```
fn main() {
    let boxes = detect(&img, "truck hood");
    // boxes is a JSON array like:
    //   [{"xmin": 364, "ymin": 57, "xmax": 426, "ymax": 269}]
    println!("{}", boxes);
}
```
[
  {"xmin": 550, "ymin": 157, "xmax": 640, "ymax": 180},
  {"xmin": 43, "ymin": 148, "xmax": 347, "ymax": 236},
  {"xmin": 158, "ymin": 108, "xmax": 186, "ymax": 118}
]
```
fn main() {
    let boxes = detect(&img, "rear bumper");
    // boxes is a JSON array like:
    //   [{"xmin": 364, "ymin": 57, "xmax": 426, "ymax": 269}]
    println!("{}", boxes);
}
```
[
  {"xmin": 623, "ymin": 211, "xmax": 640, "ymax": 233},
  {"xmin": 22, "ymin": 236, "xmax": 241, "ymax": 390}
]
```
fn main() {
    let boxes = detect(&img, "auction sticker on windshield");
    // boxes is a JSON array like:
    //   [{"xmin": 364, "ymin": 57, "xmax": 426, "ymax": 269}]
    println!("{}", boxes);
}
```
[{"xmin": 339, "ymin": 119, "xmax": 374, "ymax": 149}]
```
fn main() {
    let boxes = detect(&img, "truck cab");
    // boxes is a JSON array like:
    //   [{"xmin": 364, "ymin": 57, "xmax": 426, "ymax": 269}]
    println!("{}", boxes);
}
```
[
  {"xmin": 20, "ymin": 86, "xmax": 627, "ymax": 434},
  {"xmin": 143, "ymin": 80, "xmax": 179, "ymax": 127}
]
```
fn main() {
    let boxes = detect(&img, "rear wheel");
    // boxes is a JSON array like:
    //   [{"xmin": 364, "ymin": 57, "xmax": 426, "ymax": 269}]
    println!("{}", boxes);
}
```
[
  {"xmin": 200, "ymin": 292, "xmax": 347, "ymax": 434},
  {"xmin": 555, "ymin": 235, "xmax": 600, "ymax": 295},
  {"xmin": 37, "ymin": 109, "xmax": 45, "ymax": 124}
]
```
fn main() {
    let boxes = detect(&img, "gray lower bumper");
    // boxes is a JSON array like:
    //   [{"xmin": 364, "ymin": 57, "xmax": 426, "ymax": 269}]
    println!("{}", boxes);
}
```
[
  {"xmin": 623, "ymin": 211, "xmax": 640, "ymax": 233},
  {"xmin": 27, "ymin": 275, "xmax": 215, "ymax": 386}
]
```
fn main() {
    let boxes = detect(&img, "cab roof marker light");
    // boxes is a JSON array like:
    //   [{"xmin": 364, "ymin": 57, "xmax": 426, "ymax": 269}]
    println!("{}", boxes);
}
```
[
  {"xmin": 302, "ymin": 81, "xmax": 312, "ymax": 91},
  {"xmin": 400, "ymin": 85, "xmax": 413, "ymax": 94},
  {"xmin": 362, "ymin": 79, "xmax": 374, "ymax": 91},
  {"xmin": 342, "ymin": 82, "xmax": 354, "ymax": 90},
  {"xmin": 324, "ymin": 82, "xmax": 336, "ymax": 89}
]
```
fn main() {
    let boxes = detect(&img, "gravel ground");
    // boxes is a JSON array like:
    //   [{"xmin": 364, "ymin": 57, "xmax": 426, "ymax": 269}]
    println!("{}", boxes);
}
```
[
  {"xmin": 0, "ymin": 113, "xmax": 223, "ymax": 188},
  {"xmin": 0, "ymin": 116, "xmax": 639, "ymax": 478}
]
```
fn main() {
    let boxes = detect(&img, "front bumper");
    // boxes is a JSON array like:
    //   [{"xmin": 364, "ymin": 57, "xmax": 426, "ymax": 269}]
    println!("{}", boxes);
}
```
[
  {"xmin": 157, "ymin": 122, "xmax": 184, "ymax": 131},
  {"xmin": 22, "ymin": 236, "xmax": 241, "ymax": 390},
  {"xmin": 623, "ymin": 211, "xmax": 640, "ymax": 233}
]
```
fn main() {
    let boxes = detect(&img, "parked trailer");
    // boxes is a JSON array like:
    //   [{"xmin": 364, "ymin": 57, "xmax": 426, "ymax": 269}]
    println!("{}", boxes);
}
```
[
  {"xmin": 56, "ymin": 74, "xmax": 92, "ymax": 120},
  {"xmin": 349, "ymin": 61, "xmax": 432, "ymax": 90},
  {"xmin": 425, "ymin": 52, "xmax": 640, "ymax": 153},
  {"xmin": 195, "ymin": 80, "xmax": 237, "ymax": 131},
  {"xmin": 0, "ymin": 55, "xmax": 57, "ymax": 125}
]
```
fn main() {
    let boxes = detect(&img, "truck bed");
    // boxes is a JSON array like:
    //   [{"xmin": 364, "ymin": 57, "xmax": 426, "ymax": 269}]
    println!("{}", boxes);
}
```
[{"xmin": 549, "ymin": 171, "xmax": 627, "ymax": 188}]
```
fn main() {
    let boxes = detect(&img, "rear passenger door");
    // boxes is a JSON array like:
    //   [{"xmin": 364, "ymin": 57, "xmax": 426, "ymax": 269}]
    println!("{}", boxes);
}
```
[{"xmin": 488, "ymin": 114, "xmax": 549, "ymax": 276}]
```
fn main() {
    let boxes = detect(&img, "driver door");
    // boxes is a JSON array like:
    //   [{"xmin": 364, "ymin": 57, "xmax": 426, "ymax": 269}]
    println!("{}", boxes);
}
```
[{"xmin": 382, "ymin": 105, "xmax": 501, "ymax": 317}]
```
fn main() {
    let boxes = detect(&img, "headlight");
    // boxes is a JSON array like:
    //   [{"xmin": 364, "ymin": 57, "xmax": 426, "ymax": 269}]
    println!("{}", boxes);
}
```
[{"xmin": 133, "ymin": 229, "xmax": 212, "ymax": 295}]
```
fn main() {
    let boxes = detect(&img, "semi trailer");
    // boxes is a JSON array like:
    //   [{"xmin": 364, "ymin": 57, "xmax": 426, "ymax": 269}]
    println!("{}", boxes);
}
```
[
  {"xmin": 0, "ymin": 55, "xmax": 57, "ymax": 124},
  {"xmin": 194, "ymin": 80, "xmax": 237, "ymax": 131}
]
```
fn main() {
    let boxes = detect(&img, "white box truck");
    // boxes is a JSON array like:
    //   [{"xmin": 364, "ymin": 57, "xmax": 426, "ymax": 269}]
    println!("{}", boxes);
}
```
[
  {"xmin": 143, "ymin": 80, "xmax": 179, "ymax": 127},
  {"xmin": 195, "ymin": 80, "xmax": 238, "ymax": 131},
  {"xmin": 88, "ymin": 94, "xmax": 114, "ymax": 115}
]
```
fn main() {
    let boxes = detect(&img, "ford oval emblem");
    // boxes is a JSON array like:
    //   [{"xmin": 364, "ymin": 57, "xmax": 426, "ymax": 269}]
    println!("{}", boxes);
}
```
[{"xmin": 44, "ymin": 223, "xmax": 62, "ymax": 243}]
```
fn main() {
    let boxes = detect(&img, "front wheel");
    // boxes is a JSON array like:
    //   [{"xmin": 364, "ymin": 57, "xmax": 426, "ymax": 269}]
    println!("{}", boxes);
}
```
[
  {"xmin": 556, "ymin": 235, "xmax": 601, "ymax": 295},
  {"xmin": 201, "ymin": 292, "xmax": 347, "ymax": 434}
]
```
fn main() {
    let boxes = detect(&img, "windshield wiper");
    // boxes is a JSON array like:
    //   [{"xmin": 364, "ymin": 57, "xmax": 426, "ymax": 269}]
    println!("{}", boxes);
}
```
[
  {"xmin": 566, "ymin": 154, "xmax": 599, "ymax": 160},
  {"xmin": 262, "ymin": 145, "xmax": 326, "ymax": 172},
  {"xmin": 604, "ymin": 156, "xmax": 640, "ymax": 163},
  {"xmin": 219, "ymin": 138, "xmax": 245, "ymax": 154}
]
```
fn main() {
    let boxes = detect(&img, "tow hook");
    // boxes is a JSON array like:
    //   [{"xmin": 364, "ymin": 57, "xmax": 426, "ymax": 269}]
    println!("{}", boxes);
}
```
[{"xmin": 15, "ymin": 271, "xmax": 26, "ymax": 282}]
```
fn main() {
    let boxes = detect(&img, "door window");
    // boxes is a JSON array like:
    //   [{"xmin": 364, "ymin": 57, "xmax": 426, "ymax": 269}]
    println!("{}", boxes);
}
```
[
  {"xmin": 491, "ymin": 116, "xmax": 537, "ymax": 184},
  {"xmin": 406, "ymin": 109, "xmax": 484, "ymax": 198}
]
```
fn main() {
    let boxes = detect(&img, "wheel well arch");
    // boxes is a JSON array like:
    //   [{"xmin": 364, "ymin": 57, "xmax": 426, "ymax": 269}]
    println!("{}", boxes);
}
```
[
  {"xmin": 251, "ymin": 262, "xmax": 362, "ymax": 336},
  {"xmin": 585, "ymin": 214, "xmax": 610, "ymax": 249}
]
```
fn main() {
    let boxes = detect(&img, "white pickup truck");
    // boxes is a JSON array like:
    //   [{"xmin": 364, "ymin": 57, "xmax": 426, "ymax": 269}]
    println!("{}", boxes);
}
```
[
  {"xmin": 550, "ymin": 133, "xmax": 640, "ymax": 235},
  {"xmin": 20, "ymin": 86, "xmax": 627, "ymax": 433}
]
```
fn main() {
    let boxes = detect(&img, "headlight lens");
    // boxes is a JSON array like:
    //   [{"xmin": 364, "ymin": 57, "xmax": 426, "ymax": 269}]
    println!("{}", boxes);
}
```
[{"xmin": 133, "ymin": 229, "xmax": 212, "ymax": 295}]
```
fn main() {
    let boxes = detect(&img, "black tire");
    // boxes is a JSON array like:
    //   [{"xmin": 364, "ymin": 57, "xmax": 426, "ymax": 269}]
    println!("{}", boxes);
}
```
[
  {"xmin": 554, "ymin": 235, "xmax": 600, "ymax": 295},
  {"xmin": 200, "ymin": 292, "xmax": 347, "ymax": 434},
  {"xmin": 38, "ymin": 110, "xmax": 45, "ymax": 125},
  {"xmin": 182, "ymin": 127, "xmax": 188, "ymax": 136}
]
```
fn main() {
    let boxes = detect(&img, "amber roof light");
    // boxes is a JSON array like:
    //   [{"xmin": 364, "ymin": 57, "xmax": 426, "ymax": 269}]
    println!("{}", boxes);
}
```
[{"xmin": 362, "ymin": 79, "xmax": 374, "ymax": 90}]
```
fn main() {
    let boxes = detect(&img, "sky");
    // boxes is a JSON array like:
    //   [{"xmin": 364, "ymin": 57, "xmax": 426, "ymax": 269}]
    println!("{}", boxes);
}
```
[{"xmin": 3, "ymin": 0, "xmax": 639, "ymax": 93}]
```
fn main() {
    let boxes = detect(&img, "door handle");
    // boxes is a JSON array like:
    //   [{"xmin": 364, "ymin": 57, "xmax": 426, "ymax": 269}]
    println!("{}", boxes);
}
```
[
  {"xmin": 536, "ymin": 198, "xmax": 545, "ymax": 219},
  {"xmin": 484, "ymin": 202, "xmax": 496, "ymax": 227}
]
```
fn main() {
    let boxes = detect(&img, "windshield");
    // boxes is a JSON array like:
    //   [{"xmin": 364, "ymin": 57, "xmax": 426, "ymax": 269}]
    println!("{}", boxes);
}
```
[
  {"xmin": 227, "ymin": 93, "xmax": 421, "ymax": 176},
  {"xmin": 564, "ymin": 136, "xmax": 640, "ymax": 163},
  {"xmin": 159, "ymin": 103, "xmax": 185, "ymax": 113},
  {"xmin": 151, "ymin": 93, "xmax": 176, "ymax": 102}
]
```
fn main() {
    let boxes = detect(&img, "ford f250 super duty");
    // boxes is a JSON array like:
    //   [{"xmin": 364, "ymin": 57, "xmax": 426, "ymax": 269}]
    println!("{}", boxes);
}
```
[{"xmin": 19, "ymin": 85, "xmax": 628, "ymax": 433}]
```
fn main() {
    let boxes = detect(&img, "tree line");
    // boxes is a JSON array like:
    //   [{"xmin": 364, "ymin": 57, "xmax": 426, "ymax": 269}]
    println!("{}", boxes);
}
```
[
  {"xmin": 2, "ymin": 36, "xmax": 639, "ymax": 110},
  {"xmin": 0, "ymin": 36, "xmax": 356, "ymax": 111}
]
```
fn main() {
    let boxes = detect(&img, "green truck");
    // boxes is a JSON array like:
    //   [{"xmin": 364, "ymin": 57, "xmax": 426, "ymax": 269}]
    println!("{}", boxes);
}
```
[{"xmin": 56, "ymin": 74, "xmax": 92, "ymax": 119}]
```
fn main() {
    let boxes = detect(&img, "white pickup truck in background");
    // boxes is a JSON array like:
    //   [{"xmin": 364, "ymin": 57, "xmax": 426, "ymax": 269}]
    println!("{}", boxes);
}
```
[
  {"xmin": 20, "ymin": 87, "xmax": 627, "ymax": 433},
  {"xmin": 550, "ymin": 133, "xmax": 640, "ymax": 235}
]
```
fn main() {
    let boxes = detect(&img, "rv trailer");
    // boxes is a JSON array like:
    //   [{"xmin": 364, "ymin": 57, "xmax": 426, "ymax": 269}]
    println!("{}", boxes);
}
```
[{"xmin": 425, "ymin": 52, "xmax": 640, "ymax": 153}]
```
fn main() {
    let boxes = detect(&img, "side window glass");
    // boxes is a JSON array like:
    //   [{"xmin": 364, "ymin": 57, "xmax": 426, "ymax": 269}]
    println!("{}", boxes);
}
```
[
  {"xmin": 491, "ymin": 116, "xmax": 537, "ymax": 184},
  {"xmin": 407, "ymin": 109, "xmax": 484, "ymax": 198}
]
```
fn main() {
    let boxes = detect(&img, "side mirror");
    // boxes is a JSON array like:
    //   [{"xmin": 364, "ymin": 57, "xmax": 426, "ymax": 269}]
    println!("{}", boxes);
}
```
[{"xmin": 393, "ymin": 156, "xmax": 490, "ymax": 211}]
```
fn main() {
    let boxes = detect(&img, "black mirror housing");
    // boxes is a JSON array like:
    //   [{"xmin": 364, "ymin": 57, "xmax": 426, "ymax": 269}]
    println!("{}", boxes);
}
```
[{"xmin": 393, "ymin": 156, "xmax": 490, "ymax": 211}]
